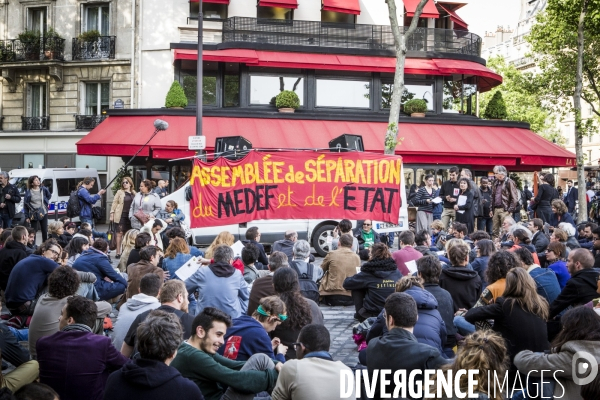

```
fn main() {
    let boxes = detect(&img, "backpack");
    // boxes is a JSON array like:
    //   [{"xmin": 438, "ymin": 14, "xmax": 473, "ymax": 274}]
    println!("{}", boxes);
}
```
[
  {"xmin": 289, "ymin": 261, "xmax": 320, "ymax": 303},
  {"xmin": 66, "ymin": 189, "xmax": 81, "ymax": 218}
]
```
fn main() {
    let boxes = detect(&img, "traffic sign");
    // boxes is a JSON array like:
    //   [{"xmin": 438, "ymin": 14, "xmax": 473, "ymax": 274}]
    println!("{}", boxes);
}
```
[{"xmin": 188, "ymin": 136, "xmax": 206, "ymax": 150}]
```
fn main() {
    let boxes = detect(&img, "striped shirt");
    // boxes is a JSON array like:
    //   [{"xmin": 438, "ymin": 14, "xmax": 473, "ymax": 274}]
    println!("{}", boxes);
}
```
[{"xmin": 413, "ymin": 186, "xmax": 435, "ymax": 213}]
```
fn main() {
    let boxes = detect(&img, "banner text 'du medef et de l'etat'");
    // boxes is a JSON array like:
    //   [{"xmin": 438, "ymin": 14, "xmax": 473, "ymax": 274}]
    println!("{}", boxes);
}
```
[{"xmin": 189, "ymin": 151, "xmax": 402, "ymax": 228}]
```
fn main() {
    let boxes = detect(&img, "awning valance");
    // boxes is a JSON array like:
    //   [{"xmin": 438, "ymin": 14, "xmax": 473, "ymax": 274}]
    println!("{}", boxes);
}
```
[
  {"xmin": 258, "ymin": 0, "xmax": 298, "ymax": 8},
  {"xmin": 404, "ymin": 0, "xmax": 439, "ymax": 19},
  {"xmin": 437, "ymin": 3, "xmax": 468, "ymax": 29},
  {"xmin": 77, "ymin": 116, "xmax": 576, "ymax": 169},
  {"xmin": 321, "ymin": 0, "xmax": 360, "ymax": 15}
]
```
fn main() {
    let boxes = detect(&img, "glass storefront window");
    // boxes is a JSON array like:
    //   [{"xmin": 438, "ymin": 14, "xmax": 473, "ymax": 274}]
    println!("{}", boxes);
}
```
[
  {"xmin": 76, "ymin": 155, "xmax": 107, "ymax": 171},
  {"xmin": 443, "ymin": 76, "xmax": 478, "ymax": 114},
  {"xmin": 224, "ymin": 63, "xmax": 240, "ymax": 107},
  {"xmin": 250, "ymin": 75, "xmax": 304, "ymax": 106},
  {"xmin": 171, "ymin": 164, "xmax": 192, "ymax": 192},
  {"xmin": 381, "ymin": 83, "xmax": 434, "ymax": 111},
  {"xmin": 316, "ymin": 79, "xmax": 370, "ymax": 108},
  {"xmin": 24, "ymin": 154, "xmax": 44, "ymax": 169}
]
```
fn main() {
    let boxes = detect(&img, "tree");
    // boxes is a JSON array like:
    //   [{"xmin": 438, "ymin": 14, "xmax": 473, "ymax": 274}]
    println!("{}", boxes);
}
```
[
  {"xmin": 384, "ymin": 0, "xmax": 430, "ymax": 155},
  {"xmin": 527, "ymin": 0, "xmax": 600, "ymax": 222}
]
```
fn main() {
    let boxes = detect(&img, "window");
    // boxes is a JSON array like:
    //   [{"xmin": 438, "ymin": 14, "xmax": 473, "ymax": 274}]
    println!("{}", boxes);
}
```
[
  {"xmin": 316, "ymin": 79, "xmax": 370, "ymax": 108},
  {"xmin": 56, "ymin": 178, "xmax": 98, "ymax": 197},
  {"xmin": 28, "ymin": 7, "xmax": 47, "ymax": 34},
  {"xmin": 76, "ymin": 155, "xmax": 107, "ymax": 171},
  {"xmin": 179, "ymin": 61, "xmax": 218, "ymax": 106},
  {"xmin": 442, "ymin": 76, "xmax": 477, "ymax": 114},
  {"xmin": 27, "ymin": 84, "xmax": 47, "ymax": 117},
  {"xmin": 190, "ymin": 2, "xmax": 227, "ymax": 20},
  {"xmin": 46, "ymin": 154, "xmax": 75, "ymax": 168},
  {"xmin": 85, "ymin": 4, "xmax": 109, "ymax": 36},
  {"xmin": 24, "ymin": 154, "xmax": 44, "ymax": 169},
  {"xmin": 250, "ymin": 75, "xmax": 304, "ymax": 106},
  {"xmin": 85, "ymin": 83, "xmax": 110, "ymax": 115},
  {"xmin": 381, "ymin": 82, "xmax": 434, "ymax": 112},
  {"xmin": 321, "ymin": 11, "xmax": 355, "ymax": 25},
  {"xmin": 224, "ymin": 63, "xmax": 240, "ymax": 107},
  {"xmin": 258, "ymin": 6, "xmax": 293, "ymax": 20}
]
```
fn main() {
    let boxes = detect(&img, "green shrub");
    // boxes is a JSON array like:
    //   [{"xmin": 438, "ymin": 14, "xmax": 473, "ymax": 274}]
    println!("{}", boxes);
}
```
[
  {"xmin": 275, "ymin": 90, "xmax": 300, "ymax": 109},
  {"xmin": 165, "ymin": 81, "xmax": 188, "ymax": 108},
  {"xmin": 78, "ymin": 30, "xmax": 101, "ymax": 42},
  {"xmin": 483, "ymin": 91, "xmax": 508, "ymax": 119},
  {"xmin": 403, "ymin": 99, "xmax": 428, "ymax": 114},
  {"xmin": 18, "ymin": 29, "xmax": 40, "ymax": 44}
]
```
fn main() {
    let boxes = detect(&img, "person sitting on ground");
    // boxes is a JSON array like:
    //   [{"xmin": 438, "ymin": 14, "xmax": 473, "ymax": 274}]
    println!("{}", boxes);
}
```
[
  {"xmin": 5, "ymin": 239, "xmax": 60, "ymax": 319},
  {"xmin": 72, "ymin": 239, "xmax": 127, "ymax": 302},
  {"xmin": 140, "ymin": 218, "xmax": 167, "ymax": 251},
  {"xmin": 125, "ymin": 245, "xmax": 165, "ymax": 300},
  {"xmin": 47, "ymin": 221, "xmax": 69, "ymax": 249},
  {"xmin": 121, "ymin": 279, "xmax": 194, "ymax": 358},
  {"xmin": 545, "ymin": 241, "xmax": 571, "ymax": 290},
  {"xmin": 528, "ymin": 217, "xmax": 550, "ymax": 256},
  {"xmin": 162, "ymin": 237, "xmax": 192, "ymax": 279},
  {"xmin": 582, "ymin": 373, "xmax": 600, "ymax": 400},
  {"xmin": 62, "ymin": 222, "xmax": 76, "ymax": 244},
  {"xmin": 343, "ymin": 242, "xmax": 401, "ymax": 321},
  {"xmin": 559, "ymin": 222, "xmax": 581, "ymax": 251},
  {"xmin": 0, "ymin": 346, "xmax": 39, "ymax": 394},
  {"xmin": 117, "ymin": 229, "xmax": 139, "ymax": 272},
  {"xmin": 549, "ymin": 249, "xmax": 600, "ymax": 320},
  {"xmin": 112, "ymin": 273, "xmax": 161, "ymax": 352},
  {"xmin": 433, "ymin": 330, "xmax": 510, "ymax": 400},
  {"xmin": 242, "ymin": 242, "xmax": 269, "ymax": 286},
  {"xmin": 331, "ymin": 219, "xmax": 359, "ymax": 253},
  {"xmin": 25, "ymin": 227, "xmax": 37, "ymax": 255},
  {"xmin": 0, "ymin": 229, "xmax": 10, "ymax": 251},
  {"xmin": 247, "ymin": 251, "xmax": 288, "ymax": 316},
  {"xmin": 470, "ymin": 238, "xmax": 495, "ymax": 288},
  {"xmin": 272, "ymin": 267, "xmax": 323, "ymax": 360},
  {"xmin": 464, "ymin": 268, "xmax": 550, "ymax": 381},
  {"xmin": 272, "ymin": 230, "xmax": 297, "ymax": 262},
  {"xmin": 366, "ymin": 293, "xmax": 446, "ymax": 395},
  {"xmin": 64, "ymin": 236, "xmax": 89, "ymax": 267},
  {"xmin": 413, "ymin": 230, "xmax": 439, "ymax": 258},
  {"xmin": 219, "ymin": 296, "xmax": 288, "ymax": 362},
  {"xmin": 125, "ymin": 232, "xmax": 151, "ymax": 267},
  {"xmin": 36, "ymin": 296, "xmax": 129, "ymax": 400},
  {"xmin": 439, "ymin": 241, "xmax": 482, "ymax": 312},
  {"xmin": 243, "ymin": 227, "xmax": 269, "ymax": 266},
  {"xmin": 289, "ymin": 240, "xmax": 323, "ymax": 283},
  {"xmin": 392, "ymin": 230, "xmax": 423, "ymax": 276},
  {"xmin": 271, "ymin": 324, "xmax": 355, "ymax": 400},
  {"xmin": 185, "ymin": 244, "xmax": 249, "ymax": 318},
  {"xmin": 509, "ymin": 227, "xmax": 540, "ymax": 265},
  {"xmin": 319, "ymin": 233, "xmax": 360, "ymax": 307},
  {"xmin": 171, "ymin": 307, "xmax": 282, "ymax": 400},
  {"xmin": 430, "ymin": 220, "xmax": 447, "ymax": 251},
  {"xmin": 499, "ymin": 215, "xmax": 517, "ymax": 244},
  {"xmin": 549, "ymin": 199, "xmax": 576, "ymax": 229},
  {"xmin": 165, "ymin": 227, "xmax": 203, "ymax": 257},
  {"xmin": 204, "ymin": 231, "xmax": 234, "ymax": 260},
  {"xmin": 73, "ymin": 228, "xmax": 93, "ymax": 245},
  {"xmin": 514, "ymin": 247, "xmax": 561, "ymax": 305},
  {"xmin": 104, "ymin": 310, "xmax": 204, "ymax": 400},
  {"xmin": 417, "ymin": 256, "xmax": 457, "ymax": 358},
  {"xmin": 578, "ymin": 222, "xmax": 597, "ymax": 250},
  {"xmin": 515, "ymin": 306, "xmax": 600, "ymax": 400},
  {"xmin": 0, "ymin": 226, "xmax": 29, "ymax": 292},
  {"xmin": 80, "ymin": 222, "xmax": 108, "ymax": 242},
  {"xmin": 28, "ymin": 266, "xmax": 111, "ymax": 360},
  {"xmin": 13, "ymin": 382, "xmax": 59, "ymax": 400},
  {"xmin": 157, "ymin": 200, "xmax": 184, "ymax": 230},
  {"xmin": 355, "ymin": 219, "xmax": 380, "ymax": 250}
]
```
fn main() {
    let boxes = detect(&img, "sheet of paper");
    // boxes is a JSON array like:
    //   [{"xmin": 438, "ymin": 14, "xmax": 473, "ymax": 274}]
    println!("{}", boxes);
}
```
[
  {"xmin": 405, "ymin": 260, "xmax": 418, "ymax": 275},
  {"xmin": 457, "ymin": 195, "xmax": 467, "ymax": 207},
  {"xmin": 231, "ymin": 240, "xmax": 245, "ymax": 257},
  {"xmin": 356, "ymin": 267, "xmax": 362, "ymax": 273},
  {"xmin": 175, "ymin": 257, "xmax": 200, "ymax": 281},
  {"xmin": 431, "ymin": 197, "xmax": 443, "ymax": 204}
]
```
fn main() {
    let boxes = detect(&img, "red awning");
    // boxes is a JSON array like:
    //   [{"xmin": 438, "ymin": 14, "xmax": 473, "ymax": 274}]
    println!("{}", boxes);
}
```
[
  {"xmin": 174, "ymin": 49, "xmax": 259, "ymax": 63},
  {"xmin": 322, "ymin": 0, "xmax": 360, "ymax": 15},
  {"xmin": 189, "ymin": 0, "xmax": 230, "ymax": 3},
  {"xmin": 404, "ymin": 0, "xmax": 440, "ymax": 19},
  {"xmin": 258, "ymin": 0, "xmax": 298, "ymax": 8},
  {"xmin": 432, "ymin": 59, "xmax": 503, "ymax": 91},
  {"xmin": 437, "ymin": 3, "xmax": 468, "ymax": 29},
  {"xmin": 77, "ymin": 116, "xmax": 576, "ymax": 170}
]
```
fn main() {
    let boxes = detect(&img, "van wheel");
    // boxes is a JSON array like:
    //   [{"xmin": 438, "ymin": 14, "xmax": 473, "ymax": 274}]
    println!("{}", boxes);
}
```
[{"xmin": 311, "ymin": 224, "xmax": 336, "ymax": 258}]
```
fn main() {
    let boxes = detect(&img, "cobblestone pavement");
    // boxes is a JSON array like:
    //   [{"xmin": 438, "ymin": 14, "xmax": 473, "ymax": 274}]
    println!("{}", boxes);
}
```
[{"xmin": 321, "ymin": 305, "xmax": 360, "ymax": 367}]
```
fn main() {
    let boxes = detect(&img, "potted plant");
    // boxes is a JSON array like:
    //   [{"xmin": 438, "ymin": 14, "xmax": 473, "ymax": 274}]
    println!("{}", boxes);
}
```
[
  {"xmin": 0, "ymin": 42, "xmax": 15, "ymax": 62},
  {"xmin": 44, "ymin": 28, "xmax": 64, "ymax": 59},
  {"xmin": 275, "ymin": 90, "xmax": 300, "ymax": 113},
  {"xmin": 403, "ymin": 99, "xmax": 428, "ymax": 117},
  {"xmin": 483, "ymin": 91, "xmax": 508, "ymax": 120},
  {"xmin": 18, "ymin": 29, "xmax": 41, "ymax": 60},
  {"xmin": 78, "ymin": 29, "xmax": 101, "ymax": 43},
  {"xmin": 165, "ymin": 81, "xmax": 188, "ymax": 108}
]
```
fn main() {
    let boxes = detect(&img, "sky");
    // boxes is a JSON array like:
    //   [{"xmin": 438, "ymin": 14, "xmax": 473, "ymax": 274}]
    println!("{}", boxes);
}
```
[{"xmin": 454, "ymin": 0, "xmax": 522, "ymax": 39}]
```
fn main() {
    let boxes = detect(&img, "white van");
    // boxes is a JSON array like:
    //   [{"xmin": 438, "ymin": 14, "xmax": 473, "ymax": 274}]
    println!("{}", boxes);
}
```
[
  {"xmin": 8, "ymin": 168, "xmax": 101, "ymax": 225},
  {"xmin": 162, "ymin": 171, "xmax": 409, "ymax": 257}
]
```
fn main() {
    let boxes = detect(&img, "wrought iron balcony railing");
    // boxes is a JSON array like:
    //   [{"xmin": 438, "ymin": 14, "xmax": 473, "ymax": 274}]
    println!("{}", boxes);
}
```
[
  {"xmin": 75, "ymin": 115, "xmax": 107, "ymax": 129},
  {"xmin": 22, "ymin": 116, "xmax": 50, "ymax": 130},
  {"xmin": 0, "ymin": 37, "xmax": 65, "ymax": 62},
  {"xmin": 72, "ymin": 36, "xmax": 116, "ymax": 60},
  {"xmin": 222, "ymin": 17, "xmax": 482, "ymax": 57}
]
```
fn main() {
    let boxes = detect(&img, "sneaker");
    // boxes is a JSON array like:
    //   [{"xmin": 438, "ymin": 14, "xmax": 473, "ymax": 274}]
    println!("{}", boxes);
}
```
[{"xmin": 115, "ymin": 254, "xmax": 121, "ymax": 259}]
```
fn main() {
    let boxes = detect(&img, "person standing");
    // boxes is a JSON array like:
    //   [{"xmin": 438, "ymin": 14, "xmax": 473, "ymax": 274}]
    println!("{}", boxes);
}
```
[
  {"xmin": 532, "ymin": 173, "xmax": 559, "ymax": 224},
  {"xmin": 438, "ymin": 167, "xmax": 460, "ymax": 230},
  {"xmin": 77, "ymin": 177, "xmax": 106, "ymax": 228},
  {"xmin": 0, "ymin": 171, "xmax": 21, "ymax": 229},
  {"xmin": 490, "ymin": 165, "xmax": 519, "ymax": 238},
  {"xmin": 129, "ymin": 179, "xmax": 161, "ymax": 230},
  {"xmin": 414, "ymin": 174, "xmax": 435, "ymax": 233},
  {"xmin": 477, "ymin": 177, "xmax": 493, "ymax": 235},
  {"xmin": 109, "ymin": 176, "xmax": 136, "ymax": 260},
  {"xmin": 454, "ymin": 178, "xmax": 475, "ymax": 234},
  {"xmin": 24, "ymin": 175, "xmax": 51, "ymax": 243}
]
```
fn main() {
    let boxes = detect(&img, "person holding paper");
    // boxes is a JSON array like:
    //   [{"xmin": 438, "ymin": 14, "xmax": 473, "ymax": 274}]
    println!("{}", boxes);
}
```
[
  {"xmin": 454, "ymin": 178, "xmax": 475, "ymax": 234},
  {"xmin": 392, "ymin": 231, "xmax": 423, "ymax": 276},
  {"xmin": 438, "ymin": 167, "xmax": 460, "ymax": 229},
  {"xmin": 413, "ymin": 174, "xmax": 436, "ymax": 234}
]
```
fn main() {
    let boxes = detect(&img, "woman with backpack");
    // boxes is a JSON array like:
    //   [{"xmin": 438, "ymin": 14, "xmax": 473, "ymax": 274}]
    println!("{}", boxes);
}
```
[
  {"xmin": 76, "ymin": 177, "xmax": 105, "ymax": 227},
  {"xmin": 128, "ymin": 179, "xmax": 161, "ymax": 230}
]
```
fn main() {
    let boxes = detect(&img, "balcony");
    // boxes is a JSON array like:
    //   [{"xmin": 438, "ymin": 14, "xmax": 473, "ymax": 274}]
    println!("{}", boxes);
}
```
[
  {"xmin": 221, "ymin": 17, "xmax": 482, "ymax": 57},
  {"xmin": 21, "ymin": 116, "xmax": 50, "ymax": 130},
  {"xmin": 72, "ymin": 36, "xmax": 116, "ymax": 60},
  {"xmin": 0, "ymin": 37, "xmax": 65, "ymax": 62},
  {"xmin": 75, "ymin": 115, "xmax": 107, "ymax": 129}
]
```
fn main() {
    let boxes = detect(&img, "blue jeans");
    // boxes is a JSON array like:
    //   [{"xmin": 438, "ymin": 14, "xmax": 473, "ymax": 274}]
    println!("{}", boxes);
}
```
[
  {"xmin": 477, "ymin": 217, "xmax": 493, "ymax": 235},
  {"xmin": 0, "ymin": 214, "xmax": 12, "ymax": 229},
  {"xmin": 8, "ymin": 326, "xmax": 28, "ymax": 342},
  {"xmin": 454, "ymin": 315, "xmax": 476, "ymax": 336}
]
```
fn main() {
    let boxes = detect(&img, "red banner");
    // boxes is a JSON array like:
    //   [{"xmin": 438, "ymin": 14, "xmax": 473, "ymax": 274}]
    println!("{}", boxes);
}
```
[{"xmin": 189, "ymin": 151, "xmax": 403, "ymax": 228}]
